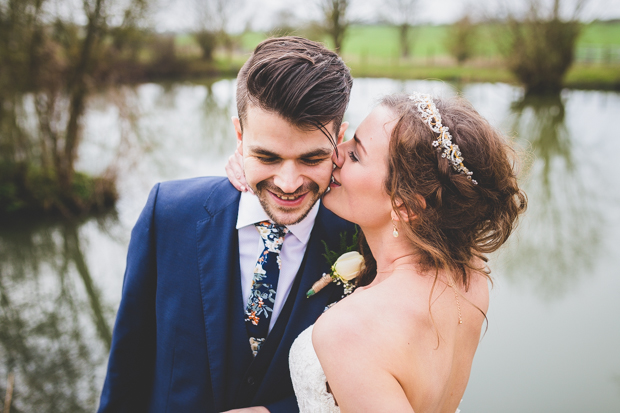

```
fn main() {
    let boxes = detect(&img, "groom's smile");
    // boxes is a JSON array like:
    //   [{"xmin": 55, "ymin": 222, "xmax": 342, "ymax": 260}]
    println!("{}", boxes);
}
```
[
  {"xmin": 232, "ymin": 105, "xmax": 347, "ymax": 225},
  {"xmin": 269, "ymin": 190, "xmax": 308, "ymax": 205},
  {"xmin": 257, "ymin": 180, "xmax": 320, "ymax": 224}
]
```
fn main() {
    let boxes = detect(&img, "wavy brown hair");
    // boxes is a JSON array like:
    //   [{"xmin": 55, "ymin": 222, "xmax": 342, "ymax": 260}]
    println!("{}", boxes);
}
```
[{"xmin": 357, "ymin": 93, "xmax": 527, "ymax": 289}]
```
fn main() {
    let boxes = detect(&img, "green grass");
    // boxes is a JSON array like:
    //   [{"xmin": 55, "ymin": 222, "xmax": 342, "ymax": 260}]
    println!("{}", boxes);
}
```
[
  {"xmin": 578, "ymin": 21, "xmax": 620, "ymax": 45},
  {"xmin": 174, "ymin": 22, "xmax": 620, "ymax": 89},
  {"xmin": 565, "ymin": 64, "xmax": 620, "ymax": 89},
  {"xmin": 237, "ymin": 22, "xmax": 620, "ymax": 60},
  {"xmin": 175, "ymin": 33, "xmax": 197, "ymax": 47},
  {"xmin": 172, "ymin": 22, "xmax": 620, "ymax": 63},
  {"xmin": 342, "ymin": 25, "xmax": 449, "ymax": 58},
  {"xmin": 346, "ymin": 62, "xmax": 514, "ymax": 83}
]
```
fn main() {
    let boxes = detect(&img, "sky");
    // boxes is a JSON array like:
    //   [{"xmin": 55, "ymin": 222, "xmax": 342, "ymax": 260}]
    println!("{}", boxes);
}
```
[{"xmin": 151, "ymin": 0, "xmax": 620, "ymax": 33}]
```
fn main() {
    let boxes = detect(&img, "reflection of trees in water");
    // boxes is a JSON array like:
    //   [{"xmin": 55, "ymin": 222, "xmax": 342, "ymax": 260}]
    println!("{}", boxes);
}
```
[
  {"xmin": 0, "ymin": 217, "xmax": 114, "ymax": 412},
  {"xmin": 138, "ymin": 79, "xmax": 237, "ymax": 179},
  {"xmin": 0, "ymin": 82, "xmax": 147, "ymax": 215},
  {"xmin": 83, "ymin": 85, "xmax": 148, "ymax": 176},
  {"xmin": 199, "ymin": 80, "xmax": 238, "ymax": 156},
  {"xmin": 495, "ymin": 93, "xmax": 602, "ymax": 299}
]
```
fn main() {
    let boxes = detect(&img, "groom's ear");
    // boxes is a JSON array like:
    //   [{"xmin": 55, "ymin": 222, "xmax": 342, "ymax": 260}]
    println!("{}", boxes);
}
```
[
  {"xmin": 232, "ymin": 116, "xmax": 243, "ymax": 144},
  {"xmin": 336, "ymin": 122, "xmax": 349, "ymax": 145}
]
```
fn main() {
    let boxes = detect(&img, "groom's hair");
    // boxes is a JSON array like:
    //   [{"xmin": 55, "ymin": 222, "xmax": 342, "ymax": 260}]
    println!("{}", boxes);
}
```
[{"xmin": 236, "ymin": 36, "xmax": 353, "ymax": 145}]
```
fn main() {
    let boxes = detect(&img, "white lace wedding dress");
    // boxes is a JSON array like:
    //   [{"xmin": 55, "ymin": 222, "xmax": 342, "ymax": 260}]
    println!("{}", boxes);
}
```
[
  {"xmin": 289, "ymin": 325, "xmax": 340, "ymax": 412},
  {"xmin": 289, "ymin": 324, "xmax": 462, "ymax": 413}
]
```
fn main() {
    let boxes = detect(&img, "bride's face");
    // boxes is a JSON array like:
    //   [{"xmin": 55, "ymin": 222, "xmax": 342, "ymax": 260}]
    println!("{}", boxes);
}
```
[{"xmin": 323, "ymin": 105, "xmax": 398, "ymax": 229}]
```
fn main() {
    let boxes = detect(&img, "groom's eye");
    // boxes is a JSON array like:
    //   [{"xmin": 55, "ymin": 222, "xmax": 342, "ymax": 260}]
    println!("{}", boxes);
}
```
[
  {"xmin": 300, "ymin": 157, "xmax": 327, "ymax": 166},
  {"xmin": 257, "ymin": 156, "xmax": 279, "ymax": 164}
]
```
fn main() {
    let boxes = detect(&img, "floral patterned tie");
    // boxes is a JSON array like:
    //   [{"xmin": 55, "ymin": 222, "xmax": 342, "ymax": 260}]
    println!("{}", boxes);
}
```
[{"xmin": 245, "ymin": 221, "xmax": 289, "ymax": 357}]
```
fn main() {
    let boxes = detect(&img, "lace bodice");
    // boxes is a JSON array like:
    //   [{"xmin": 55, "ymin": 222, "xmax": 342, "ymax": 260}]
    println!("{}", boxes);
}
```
[{"xmin": 289, "ymin": 325, "xmax": 340, "ymax": 412}]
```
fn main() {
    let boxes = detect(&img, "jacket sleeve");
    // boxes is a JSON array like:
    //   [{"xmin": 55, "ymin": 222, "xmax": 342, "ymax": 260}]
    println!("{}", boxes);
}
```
[
  {"xmin": 98, "ymin": 184, "xmax": 160, "ymax": 412},
  {"xmin": 265, "ymin": 395, "xmax": 299, "ymax": 413}
]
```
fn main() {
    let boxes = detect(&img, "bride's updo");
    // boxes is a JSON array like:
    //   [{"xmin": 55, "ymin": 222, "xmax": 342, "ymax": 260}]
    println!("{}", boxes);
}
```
[{"xmin": 359, "ymin": 93, "xmax": 527, "ymax": 287}]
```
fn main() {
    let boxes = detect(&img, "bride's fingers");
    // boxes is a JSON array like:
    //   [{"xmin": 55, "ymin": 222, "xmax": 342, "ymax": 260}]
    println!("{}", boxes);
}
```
[
  {"xmin": 225, "ymin": 154, "xmax": 247, "ymax": 192},
  {"xmin": 234, "ymin": 150, "xmax": 253, "ymax": 194}
]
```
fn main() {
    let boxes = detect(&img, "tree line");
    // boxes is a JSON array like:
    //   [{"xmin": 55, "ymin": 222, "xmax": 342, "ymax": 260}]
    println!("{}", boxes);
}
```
[{"xmin": 0, "ymin": 0, "xmax": 593, "ymax": 218}]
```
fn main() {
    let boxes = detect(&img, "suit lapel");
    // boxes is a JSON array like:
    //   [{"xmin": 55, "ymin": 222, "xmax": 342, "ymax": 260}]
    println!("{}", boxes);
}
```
[{"xmin": 196, "ymin": 180, "xmax": 243, "ymax": 411}]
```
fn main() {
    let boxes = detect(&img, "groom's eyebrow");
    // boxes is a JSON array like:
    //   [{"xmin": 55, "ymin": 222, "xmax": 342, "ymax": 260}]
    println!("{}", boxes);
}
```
[
  {"xmin": 299, "ymin": 148, "xmax": 333, "ymax": 158},
  {"xmin": 248, "ymin": 147, "xmax": 332, "ymax": 159},
  {"xmin": 353, "ymin": 134, "xmax": 367, "ymax": 155},
  {"xmin": 248, "ymin": 147, "xmax": 280, "ymax": 157}
]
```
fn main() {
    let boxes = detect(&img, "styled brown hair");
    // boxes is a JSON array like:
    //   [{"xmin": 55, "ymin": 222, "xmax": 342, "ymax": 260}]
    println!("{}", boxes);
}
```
[
  {"xmin": 358, "ymin": 93, "xmax": 527, "ymax": 288},
  {"xmin": 236, "ymin": 36, "xmax": 353, "ymax": 145}
]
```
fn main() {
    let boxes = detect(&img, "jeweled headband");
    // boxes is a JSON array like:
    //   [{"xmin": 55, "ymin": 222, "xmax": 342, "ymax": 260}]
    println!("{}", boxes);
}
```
[{"xmin": 409, "ymin": 92, "xmax": 477, "ymax": 185}]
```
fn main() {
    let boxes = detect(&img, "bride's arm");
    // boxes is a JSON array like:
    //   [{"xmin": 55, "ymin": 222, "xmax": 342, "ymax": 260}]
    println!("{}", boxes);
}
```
[{"xmin": 312, "ymin": 309, "xmax": 414, "ymax": 413}]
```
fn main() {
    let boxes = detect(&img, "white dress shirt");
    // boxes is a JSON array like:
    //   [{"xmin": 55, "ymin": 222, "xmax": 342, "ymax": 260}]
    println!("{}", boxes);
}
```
[{"xmin": 236, "ymin": 191, "xmax": 320, "ymax": 333}]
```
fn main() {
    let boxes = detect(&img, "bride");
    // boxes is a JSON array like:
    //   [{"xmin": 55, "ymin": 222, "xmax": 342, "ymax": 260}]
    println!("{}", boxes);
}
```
[{"xmin": 230, "ymin": 92, "xmax": 526, "ymax": 412}]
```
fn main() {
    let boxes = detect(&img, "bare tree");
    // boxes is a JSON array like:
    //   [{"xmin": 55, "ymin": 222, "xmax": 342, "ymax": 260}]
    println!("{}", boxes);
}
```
[
  {"xmin": 269, "ymin": 8, "xmax": 298, "ymax": 36},
  {"xmin": 497, "ymin": 0, "xmax": 587, "ymax": 94},
  {"xmin": 318, "ymin": 0, "xmax": 349, "ymax": 53},
  {"xmin": 446, "ymin": 14, "xmax": 477, "ymax": 65},
  {"xmin": 0, "ymin": 0, "xmax": 151, "ymax": 215},
  {"xmin": 193, "ymin": 0, "xmax": 242, "ymax": 61},
  {"xmin": 380, "ymin": 0, "xmax": 420, "ymax": 58}
]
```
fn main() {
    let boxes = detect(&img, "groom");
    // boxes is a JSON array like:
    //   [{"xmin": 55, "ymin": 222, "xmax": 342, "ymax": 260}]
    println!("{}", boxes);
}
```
[{"xmin": 98, "ymin": 37, "xmax": 355, "ymax": 412}]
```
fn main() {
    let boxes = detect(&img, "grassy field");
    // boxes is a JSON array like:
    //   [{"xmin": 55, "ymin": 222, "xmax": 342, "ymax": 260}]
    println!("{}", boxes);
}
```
[
  {"xmin": 578, "ymin": 21, "xmax": 620, "ymax": 46},
  {"xmin": 177, "ymin": 22, "xmax": 620, "ymax": 90},
  {"xmin": 237, "ymin": 22, "xmax": 620, "ymax": 61}
]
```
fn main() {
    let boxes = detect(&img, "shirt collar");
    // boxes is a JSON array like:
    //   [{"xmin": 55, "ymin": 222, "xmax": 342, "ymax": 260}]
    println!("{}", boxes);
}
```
[{"xmin": 236, "ymin": 191, "xmax": 320, "ymax": 245}]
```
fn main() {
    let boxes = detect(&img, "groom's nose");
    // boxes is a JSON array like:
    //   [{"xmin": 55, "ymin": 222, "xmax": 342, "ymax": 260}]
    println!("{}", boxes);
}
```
[{"xmin": 273, "ymin": 161, "xmax": 304, "ymax": 193}]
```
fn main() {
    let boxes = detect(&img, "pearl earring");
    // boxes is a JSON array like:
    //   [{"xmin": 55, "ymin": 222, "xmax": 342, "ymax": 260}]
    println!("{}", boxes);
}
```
[{"xmin": 392, "ymin": 220, "xmax": 399, "ymax": 238}]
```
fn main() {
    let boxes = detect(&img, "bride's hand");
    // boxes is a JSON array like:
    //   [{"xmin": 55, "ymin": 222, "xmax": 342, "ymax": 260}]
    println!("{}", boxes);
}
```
[
  {"xmin": 221, "ymin": 407, "xmax": 269, "ymax": 413},
  {"xmin": 225, "ymin": 141, "xmax": 253, "ymax": 194}
]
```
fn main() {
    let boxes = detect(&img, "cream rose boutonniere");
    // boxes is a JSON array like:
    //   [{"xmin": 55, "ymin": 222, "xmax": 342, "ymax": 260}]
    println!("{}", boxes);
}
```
[
  {"xmin": 333, "ymin": 251, "xmax": 364, "ymax": 281},
  {"xmin": 306, "ymin": 250, "xmax": 365, "ymax": 298}
]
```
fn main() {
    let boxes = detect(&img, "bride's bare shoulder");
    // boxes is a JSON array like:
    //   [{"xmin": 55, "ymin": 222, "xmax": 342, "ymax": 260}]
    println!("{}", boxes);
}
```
[
  {"xmin": 312, "ymin": 292, "xmax": 367, "ymax": 346},
  {"xmin": 311, "ymin": 288, "xmax": 417, "ymax": 411},
  {"xmin": 312, "ymin": 288, "xmax": 384, "ymax": 356},
  {"xmin": 312, "ymin": 283, "xmax": 407, "ymax": 354}
]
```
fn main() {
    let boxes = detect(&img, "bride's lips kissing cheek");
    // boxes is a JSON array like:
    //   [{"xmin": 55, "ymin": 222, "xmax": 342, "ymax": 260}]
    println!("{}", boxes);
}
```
[
  {"xmin": 323, "ymin": 105, "xmax": 398, "ymax": 227},
  {"xmin": 329, "ymin": 174, "xmax": 341, "ymax": 189}
]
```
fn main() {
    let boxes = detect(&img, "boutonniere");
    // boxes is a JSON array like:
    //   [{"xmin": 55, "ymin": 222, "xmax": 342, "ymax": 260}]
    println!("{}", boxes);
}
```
[{"xmin": 306, "ymin": 230, "xmax": 364, "ymax": 298}]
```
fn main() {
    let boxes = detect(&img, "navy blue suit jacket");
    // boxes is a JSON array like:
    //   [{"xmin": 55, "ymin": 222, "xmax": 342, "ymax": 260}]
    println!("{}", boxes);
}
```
[{"xmin": 98, "ymin": 177, "xmax": 355, "ymax": 412}]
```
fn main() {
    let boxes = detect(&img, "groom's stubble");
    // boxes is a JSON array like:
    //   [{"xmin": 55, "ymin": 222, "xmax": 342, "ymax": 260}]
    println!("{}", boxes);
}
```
[{"xmin": 254, "ymin": 179, "xmax": 323, "ymax": 226}]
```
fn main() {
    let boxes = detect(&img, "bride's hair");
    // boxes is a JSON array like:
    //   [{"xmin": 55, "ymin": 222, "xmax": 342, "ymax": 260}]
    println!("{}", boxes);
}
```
[{"xmin": 357, "ymin": 93, "xmax": 527, "ymax": 288}]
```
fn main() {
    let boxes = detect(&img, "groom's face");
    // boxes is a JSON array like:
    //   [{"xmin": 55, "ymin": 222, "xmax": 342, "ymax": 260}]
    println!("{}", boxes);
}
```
[{"xmin": 233, "ymin": 105, "xmax": 346, "ymax": 225}]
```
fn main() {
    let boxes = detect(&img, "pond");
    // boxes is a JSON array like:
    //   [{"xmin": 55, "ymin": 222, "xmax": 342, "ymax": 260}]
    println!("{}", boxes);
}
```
[{"xmin": 0, "ymin": 78, "xmax": 619, "ymax": 412}]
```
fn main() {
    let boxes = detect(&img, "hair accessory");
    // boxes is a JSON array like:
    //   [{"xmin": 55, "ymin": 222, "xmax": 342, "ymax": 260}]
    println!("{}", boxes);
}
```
[{"xmin": 409, "ymin": 92, "xmax": 477, "ymax": 185}]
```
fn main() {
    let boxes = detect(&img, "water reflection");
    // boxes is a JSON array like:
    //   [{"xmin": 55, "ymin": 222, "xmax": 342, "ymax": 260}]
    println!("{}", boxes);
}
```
[
  {"xmin": 511, "ymin": 93, "xmax": 573, "ymax": 193},
  {"xmin": 496, "ymin": 92, "xmax": 604, "ymax": 299},
  {"xmin": 0, "ymin": 80, "xmax": 240, "ymax": 412},
  {"xmin": 0, "ymin": 216, "xmax": 115, "ymax": 412},
  {"xmin": 199, "ymin": 80, "xmax": 238, "ymax": 156},
  {"xmin": 1, "ymin": 80, "xmax": 619, "ymax": 412},
  {"xmin": 114, "ymin": 80, "xmax": 237, "ymax": 183}
]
